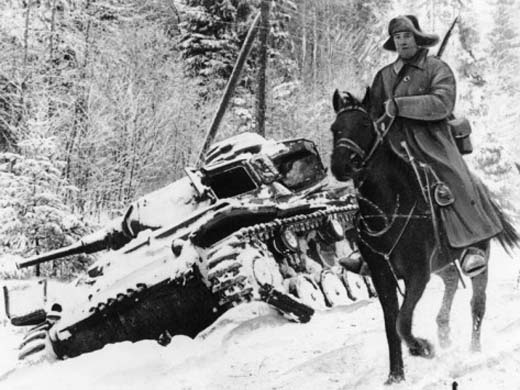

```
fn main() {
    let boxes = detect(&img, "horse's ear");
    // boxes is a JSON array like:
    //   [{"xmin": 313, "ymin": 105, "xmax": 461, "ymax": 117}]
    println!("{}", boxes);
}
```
[
  {"xmin": 361, "ymin": 86, "xmax": 370, "ymax": 109},
  {"xmin": 333, "ymin": 89, "xmax": 342, "ymax": 113}
]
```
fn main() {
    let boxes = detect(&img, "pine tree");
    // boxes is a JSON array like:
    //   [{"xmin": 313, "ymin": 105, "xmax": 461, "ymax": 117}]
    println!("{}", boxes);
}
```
[
  {"xmin": 0, "ymin": 74, "xmax": 22, "ymax": 152},
  {"xmin": 471, "ymin": 133, "xmax": 520, "ymax": 220},
  {"xmin": 487, "ymin": 0, "xmax": 520, "ymax": 94},
  {"xmin": 0, "ymin": 135, "xmax": 91, "ymax": 279},
  {"xmin": 179, "ymin": 0, "xmax": 256, "ymax": 95}
]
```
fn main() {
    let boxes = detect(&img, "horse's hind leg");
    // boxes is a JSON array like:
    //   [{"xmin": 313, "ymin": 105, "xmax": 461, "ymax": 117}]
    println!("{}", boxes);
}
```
[
  {"xmin": 397, "ymin": 272, "xmax": 434, "ymax": 358},
  {"xmin": 436, "ymin": 265, "xmax": 459, "ymax": 348},
  {"xmin": 470, "ymin": 242, "xmax": 490, "ymax": 352}
]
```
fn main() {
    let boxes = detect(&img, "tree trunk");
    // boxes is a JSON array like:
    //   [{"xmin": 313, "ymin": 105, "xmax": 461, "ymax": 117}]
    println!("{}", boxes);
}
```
[
  {"xmin": 48, "ymin": 0, "xmax": 57, "ymax": 117},
  {"xmin": 312, "ymin": 8, "xmax": 318, "ymax": 87},
  {"xmin": 23, "ymin": 0, "xmax": 32, "ymax": 72},
  {"xmin": 326, "ymin": 1, "xmax": 332, "ymax": 87},
  {"xmin": 255, "ymin": 0, "xmax": 269, "ymax": 137},
  {"xmin": 300, "ymin": 0, "xmax": 307, "ymax": 76},
  {"xmin": 126, "ymin": 111, "xmax": 140, "ymax": 203},
  {"xmin": 49, "ymin": 0, "xmax": 57, "ymax": 64},
  {"xmin": 430, "ymin": 0, "xmax": 435, "ymax": 32},
  {"xmin": 197, "ymin": 12, "xmax": 262, "ymax": 164},
  {"xmin": 64, "ymin": 0, "xmax": 91, "ymax": 189}
]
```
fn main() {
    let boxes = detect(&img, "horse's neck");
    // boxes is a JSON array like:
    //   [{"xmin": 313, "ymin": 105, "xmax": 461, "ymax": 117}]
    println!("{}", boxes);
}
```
[{"xmin": 357, "ymin": 145, "xmax": 416, "ymax": 214}]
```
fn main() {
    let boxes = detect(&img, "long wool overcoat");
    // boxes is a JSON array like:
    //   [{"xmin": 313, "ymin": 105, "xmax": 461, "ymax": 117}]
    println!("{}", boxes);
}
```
[{"xmin": 369, "ymin": 48, "xmax": 502, "ymax": 248}]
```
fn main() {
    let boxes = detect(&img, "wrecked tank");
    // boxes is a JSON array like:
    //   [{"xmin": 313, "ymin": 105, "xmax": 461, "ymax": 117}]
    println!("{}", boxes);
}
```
[{"xmin": 9, "ymin": 132, "xmax": 373, "ymax": 361}]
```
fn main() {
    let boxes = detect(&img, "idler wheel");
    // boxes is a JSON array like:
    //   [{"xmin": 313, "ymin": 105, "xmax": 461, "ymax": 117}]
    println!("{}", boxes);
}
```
[
  {"xmin": 252, "ymin": 255, "xmax": 284, "ymax": 290},
  {"xmin": 320, "ymin": 269, "xmax": 351, "ymax": 307},
  {"xmin": 317, "ymin": 217, "xmax": 345, "ymax": 244},
  {"xmin": 289, "ymin": 275, "xmax": 326, "ymax": 310},
  {"xmin": 18, "ymin": 321, "xmax": 59, "ymax": 362},
  {"xmin": 341, "ymin": 269, "xmax": 370, "ymax": 301},
  {"xmin": 272, "ymin": 228, "xmax": 299, "ymax": 254}
]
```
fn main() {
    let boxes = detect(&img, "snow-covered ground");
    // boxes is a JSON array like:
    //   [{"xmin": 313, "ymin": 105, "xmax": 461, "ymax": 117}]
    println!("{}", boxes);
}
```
[{"xmin": 1, "ymin": 243, "xmax": 520, "ymax": 390}]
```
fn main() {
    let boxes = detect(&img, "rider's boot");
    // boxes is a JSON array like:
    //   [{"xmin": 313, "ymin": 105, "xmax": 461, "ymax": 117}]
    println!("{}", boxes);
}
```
[{"xmin": 339, "ymin": 251, "xmax": 370, "ymax": 275}]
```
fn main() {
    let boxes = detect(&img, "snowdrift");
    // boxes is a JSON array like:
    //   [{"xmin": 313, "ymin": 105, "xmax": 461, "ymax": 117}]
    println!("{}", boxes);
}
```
[{"xmin": 1, "ymin": 243, "xmax": 519, "ymax": 390}]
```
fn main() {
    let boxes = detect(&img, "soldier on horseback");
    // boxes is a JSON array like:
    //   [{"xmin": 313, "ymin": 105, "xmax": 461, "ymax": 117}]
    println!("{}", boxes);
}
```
[{"xmin": 368, "ymin": 15, "xmax": 503, "ymax": 275}]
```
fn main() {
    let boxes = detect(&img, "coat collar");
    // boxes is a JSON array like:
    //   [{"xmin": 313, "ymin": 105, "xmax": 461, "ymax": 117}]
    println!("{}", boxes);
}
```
[{"xmin": 392, "ymin": 48, "xmax": 429, "ymax": 74}]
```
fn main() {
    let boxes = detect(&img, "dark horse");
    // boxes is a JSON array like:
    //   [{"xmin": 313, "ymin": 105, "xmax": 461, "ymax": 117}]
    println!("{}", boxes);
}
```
[{"xmin": 329, "ymin": 90, "xmax": 519, "ymax": 384}]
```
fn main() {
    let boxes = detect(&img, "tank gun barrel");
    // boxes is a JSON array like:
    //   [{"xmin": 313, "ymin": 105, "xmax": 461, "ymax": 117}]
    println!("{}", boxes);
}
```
[{"xmin": 16, "ymin": 225, "xmax": 126, "ymax": 269}]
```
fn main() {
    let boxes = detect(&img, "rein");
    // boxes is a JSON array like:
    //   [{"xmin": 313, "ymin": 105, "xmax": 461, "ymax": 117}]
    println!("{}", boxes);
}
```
[
  {"xmin": 357, "ymin": 200, "xmax": 418, "ymax": 297},
  {"xmin": 358, "ymin": 195, "xmax": 400, "ymax": 237},
  {"xmin": 356, "ymin": 192, "xmax": 431, "ymax": 297},
  {"xmin": 332, "ymin": 105, "xmax": 418, "ymax": 296}
]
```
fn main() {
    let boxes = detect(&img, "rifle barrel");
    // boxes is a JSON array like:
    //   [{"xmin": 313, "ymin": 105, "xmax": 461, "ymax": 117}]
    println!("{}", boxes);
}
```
[{"xmin": 436, "ymin": 17, "xmax": 459, "ymax": 58}]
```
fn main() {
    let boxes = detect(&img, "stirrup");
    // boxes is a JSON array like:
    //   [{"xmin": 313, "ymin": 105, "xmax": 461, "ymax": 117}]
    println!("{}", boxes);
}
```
[
  {"xmin": 460, "ymin": 247, "xmax": 487, "ymax": 277},
  {"xmin": 433, "ymin": 182, "xmax": 454, "ymax": 207}
]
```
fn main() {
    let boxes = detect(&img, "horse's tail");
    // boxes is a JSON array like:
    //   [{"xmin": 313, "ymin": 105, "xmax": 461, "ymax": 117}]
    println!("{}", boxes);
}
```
[{"xmin": 491, "ymin": 198, "xmax": 520, "ymax": 255}]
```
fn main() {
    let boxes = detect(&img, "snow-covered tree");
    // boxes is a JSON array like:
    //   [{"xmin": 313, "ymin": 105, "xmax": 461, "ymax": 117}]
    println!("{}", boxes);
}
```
[
  {"xmin": 0, "ymin": 134, "xmax": 91, "ymax": 279},
  {"xmin": 487, "ymin": 0, "xmax": 520, "ymax": 95},
  {"xmin": 179, "ymin": 0, "xmax": 256, "ymax": 95},
  {"xmin": 0, "ymin": 74, "xmax": 22, "ymax": 152},
  {"xmin": 468, "ymin": 0, "xmax": 520, "ymax": 205},
  {"xmin": 470, "ymin": 131, "xmax": 520, "ymax": 220}
]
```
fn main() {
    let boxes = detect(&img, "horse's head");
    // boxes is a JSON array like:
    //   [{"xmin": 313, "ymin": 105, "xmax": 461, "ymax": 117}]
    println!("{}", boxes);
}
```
[{"xmin": 330, "ymin": 89, "xmax": 378, "ymax": 181}]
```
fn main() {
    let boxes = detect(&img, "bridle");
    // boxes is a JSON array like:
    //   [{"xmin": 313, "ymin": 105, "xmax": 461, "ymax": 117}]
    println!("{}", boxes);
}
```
[
  {"xmin": 334, "ymin": 105, "xmax": 395, "ymax": 171},
  {"xmin": 333, "ymin": 104, "xmax": 409, "ymax": 294}
]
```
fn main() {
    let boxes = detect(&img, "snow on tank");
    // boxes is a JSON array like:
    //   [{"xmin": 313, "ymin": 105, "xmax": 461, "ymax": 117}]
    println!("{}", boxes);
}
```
[
  {"xmin": 203, "ymin": 132, "xmax": 286, "ymax": 166},
  {"xmin": 8, "ymin": 132, "xmax": 372, "ymax": 362}
]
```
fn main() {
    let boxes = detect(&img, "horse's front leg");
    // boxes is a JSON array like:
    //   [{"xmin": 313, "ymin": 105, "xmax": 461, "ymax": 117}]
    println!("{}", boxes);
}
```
[
  {"xmin": 368, "ymin": 259, "xmax": 405, "ymax": 384},
  {"xmin": 470, "ymin": 243, "xmax": 489, "ymax": 352},
  {"xmin": 397, "ymin": 271, "xmax": 434, "ymax": 358},
  {"xmin": 436, "ymin": 265, "xmax": 459, "ymax": 348}
]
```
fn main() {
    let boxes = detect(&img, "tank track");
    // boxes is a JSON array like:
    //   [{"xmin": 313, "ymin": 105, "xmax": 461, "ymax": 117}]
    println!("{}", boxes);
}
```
[
  {"xmin": 19, "ymin": 269, "xmax": 223, "ymax": 360},
  {"xmin": 203, "ymin": 204, "xmax": 365, "ymax": 319}
]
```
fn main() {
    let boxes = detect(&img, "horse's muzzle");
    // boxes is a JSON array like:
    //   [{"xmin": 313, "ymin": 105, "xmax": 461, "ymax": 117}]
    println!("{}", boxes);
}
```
[{"xmin": 330, "ymin": 151, "xmax": 354, "ymax": 182}]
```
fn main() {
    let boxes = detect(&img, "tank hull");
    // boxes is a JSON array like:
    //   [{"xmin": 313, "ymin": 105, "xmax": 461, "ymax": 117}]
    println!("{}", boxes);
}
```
[{"xmin": 14, "ymin": 134, "xmax": 372, "ymax": 361}]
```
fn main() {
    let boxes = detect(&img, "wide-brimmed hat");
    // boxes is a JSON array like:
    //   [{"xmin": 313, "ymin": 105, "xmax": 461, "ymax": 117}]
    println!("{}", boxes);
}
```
[{"xmin": 383, "ymin": 15, "xmax": 439, "ymax": 51}]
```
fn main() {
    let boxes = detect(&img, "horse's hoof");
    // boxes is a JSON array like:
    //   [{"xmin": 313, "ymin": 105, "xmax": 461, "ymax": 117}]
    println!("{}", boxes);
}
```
[
  {"xmin": 437, "ymin": 326, "xmax": 451, "ymax": 349},
  {"xmin": 385, "ymin": 372, "xmax": 405, "ymax": 385},
  {"xmin": 471, "ymin": 340, "xmax": 481, "ymax": 352},
  {"xmin": 439, "ymin": 336, "xmax": 452, "ymax": 349},
  {"xmin": 409, "ymin": 338, "xmax": 435, "ymax": 358}
]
